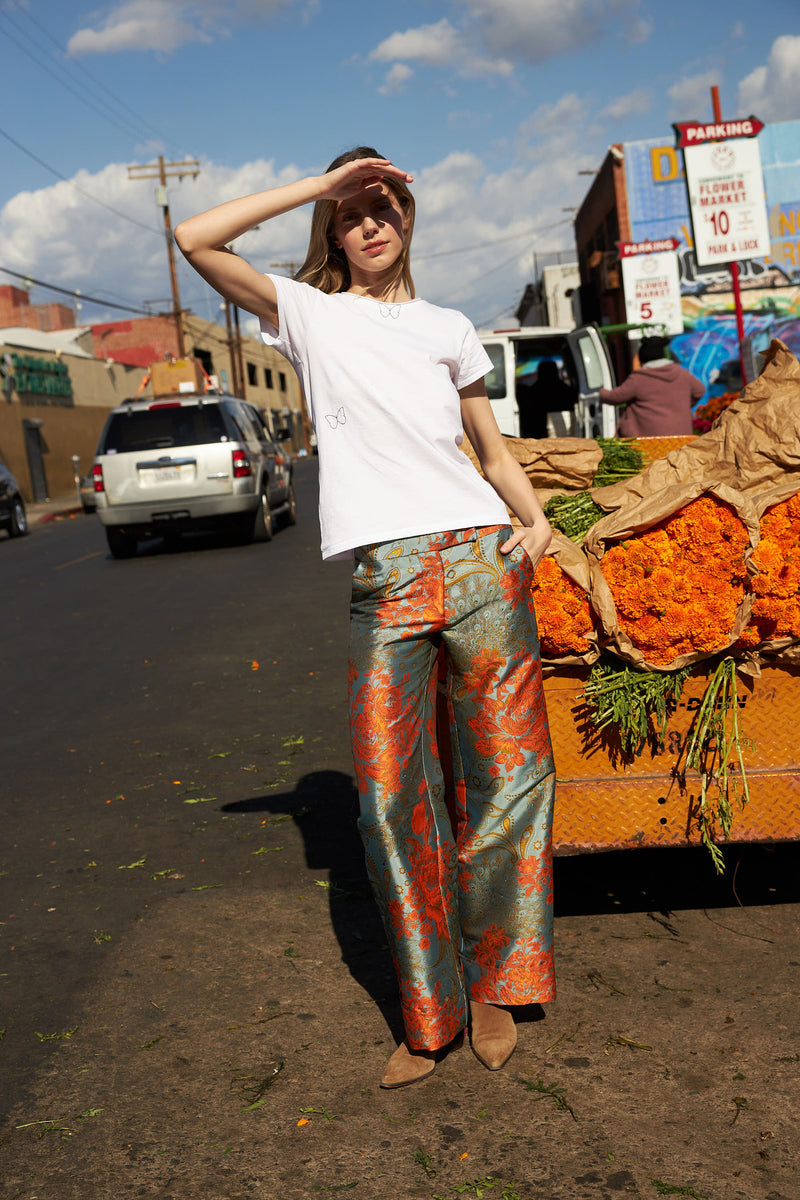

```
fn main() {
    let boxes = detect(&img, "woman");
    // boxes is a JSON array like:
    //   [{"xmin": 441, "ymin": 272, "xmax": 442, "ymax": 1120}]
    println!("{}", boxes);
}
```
[{"xmin": 175, "ymin": 148, "xmax": 556, "ymax": 1089}]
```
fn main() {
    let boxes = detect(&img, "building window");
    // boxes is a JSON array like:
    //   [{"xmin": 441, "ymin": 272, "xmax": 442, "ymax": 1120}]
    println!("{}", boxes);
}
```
[
  {"xmin": 264, "ymin": 367, "xmax": 273, "ymax": 389},
  {"xmin": 279, "ymin": 371, "xmax": 287, "ymax": 392},
  {"xmin": 247, "ymin": 362, "xmax": 257, "ymax": 387}
]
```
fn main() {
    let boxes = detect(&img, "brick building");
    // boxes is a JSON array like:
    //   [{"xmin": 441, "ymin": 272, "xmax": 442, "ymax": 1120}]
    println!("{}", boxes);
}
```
[
  {"xmin": 0, "ymin": 284, "xmax": 75, "ymax": 333},
  {"xmin": 573, "ymin": 145, "xmax": 633, "ymax": 382}
]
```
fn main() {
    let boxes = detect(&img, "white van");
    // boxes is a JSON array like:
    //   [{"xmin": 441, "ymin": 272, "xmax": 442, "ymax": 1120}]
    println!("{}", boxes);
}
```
[{"xmin": 477, "ymin": 324, "xmax": 617, "ymax": 439}]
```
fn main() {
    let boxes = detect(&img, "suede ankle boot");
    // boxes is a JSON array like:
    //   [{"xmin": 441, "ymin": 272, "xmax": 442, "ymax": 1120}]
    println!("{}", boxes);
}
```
[
  {"xmin": 469, "ymin": 1001, "xmax": 517, "ymax": 1071},
  {"xmin": 379, "ymin": 1041, "xmax": 437, "ymax": 1089}
]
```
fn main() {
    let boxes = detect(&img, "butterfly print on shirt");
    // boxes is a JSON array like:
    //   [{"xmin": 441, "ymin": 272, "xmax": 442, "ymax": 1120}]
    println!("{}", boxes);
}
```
[{"xmin": 325, "ymin": 406, "xmax": 347, "ymax": 429}]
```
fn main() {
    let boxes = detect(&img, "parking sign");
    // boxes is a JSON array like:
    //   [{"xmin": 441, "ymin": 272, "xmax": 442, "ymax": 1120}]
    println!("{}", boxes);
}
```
[
  {"xmin": 618, "ymin": 241, "xmax": 683, "ymax": 337},
  {"xmin": 681, "ymin": 132, "xmax": 770, "ymax": 267}
]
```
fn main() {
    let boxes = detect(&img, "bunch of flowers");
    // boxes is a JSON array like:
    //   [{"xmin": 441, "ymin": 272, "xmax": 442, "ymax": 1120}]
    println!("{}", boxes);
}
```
[
  {"xmin": 692, "ymin": 391, "xmax": 739, "ymax": 434},
  {"xmin": 531, "ymin": 556, "xmax": 596, "ymax": 657},
  {"xmin": 600, "ymin": 496, "xmax": 750, "ymax": 666},
  {"xmin": 738, "ymin": 491, "xmax": 800, "ymax": 648}
]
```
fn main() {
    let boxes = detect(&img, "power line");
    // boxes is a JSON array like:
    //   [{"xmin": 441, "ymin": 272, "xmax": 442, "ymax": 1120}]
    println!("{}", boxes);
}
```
[
  {"xmin": 414, "ymin": 218, "xmax": 573, "ymax": 262},
  {"xmin": 0, "ymin": 265, "xmax": 150, "ymax": 315},
  {"xmin": 6, "ymin": 1, "xmax": 174, "ymax": 150},
  {"xmin": 0, "ymin": 13, "xmax": 149, "ymax": 145},
  {"xmin": 0, "ymin": 124, "xmax": 163, "ymax": 237}
]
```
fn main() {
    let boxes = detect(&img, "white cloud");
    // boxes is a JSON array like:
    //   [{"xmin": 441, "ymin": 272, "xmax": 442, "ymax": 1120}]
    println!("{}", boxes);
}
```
[
  {"xmin": 378, "ymin": 63, "xmax": 414, "ymax": 95},
  {"xmin": 369, "ymin": 18, "xmax": 513, "ymax": 79},
  {"xmin": 371, "ymin": 18, "xmax": 461, "ymax": 67},
  {"xmin": 599, "ymin": 88, "xmax": 653, "ymax": 121},
  {"xmin": 518, "ymin": 93, "xmax": 586, "ymax": 146},
  {"xmin": 0, "ymin": 158, "xmax": 312, "ymax": 321},
  {"xmin": 626, "ymin": 16, "xmax": 653, "ymax": 44},
  {"xmin": 667, "ymin": 69, "xmax": 721, "ymax": 121},
  {"xmin": 0, "ymin": 133, "xmax": 589, "ymax": 330},
  {"xmin": 737, "ymin": 34, "xmax": 800, "ymax": 122},
  {"xmin": 368, "ymin": 0, "xmax": 647, "ymax": 82},
  {"xmin": 67, "ymin": 0, "xmax": 294, "ymax": 57}
]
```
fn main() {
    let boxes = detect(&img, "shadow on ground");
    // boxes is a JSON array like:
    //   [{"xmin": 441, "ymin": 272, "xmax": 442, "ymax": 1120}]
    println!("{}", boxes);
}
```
[{"xmin": 223, "ymin": 769, "xmax": 800, "ymax": 1005}]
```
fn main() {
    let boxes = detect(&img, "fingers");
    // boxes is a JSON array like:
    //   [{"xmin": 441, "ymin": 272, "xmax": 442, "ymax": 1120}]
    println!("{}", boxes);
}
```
[
  {"xmin": 322, "ymin": 158, "xmax": 413, "ymax": 199},
  {"xmin": 500, "ymin": 527, "xmax": 551, "ymax": 571}
]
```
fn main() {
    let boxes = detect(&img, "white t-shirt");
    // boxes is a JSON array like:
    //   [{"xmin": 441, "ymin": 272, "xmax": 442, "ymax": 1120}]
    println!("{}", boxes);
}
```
[{"xmin": 260, "ymin": 274, "xmax": 508, "ymax": 561}]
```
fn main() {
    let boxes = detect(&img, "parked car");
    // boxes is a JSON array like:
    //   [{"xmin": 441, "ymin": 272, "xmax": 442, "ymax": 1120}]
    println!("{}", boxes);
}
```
[
  {"xmin": 91, "ymin": 394, "xmax": 296, "ymax": 558},
  {"xmin": 0, "ymin": 461, "xmax": 28, "ymax": 538}
]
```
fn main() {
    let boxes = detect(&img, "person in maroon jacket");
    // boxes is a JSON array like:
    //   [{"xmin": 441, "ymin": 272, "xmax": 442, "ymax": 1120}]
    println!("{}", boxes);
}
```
[{"xmin": 600, "ymin": 336, "xmax": 705, "ymax": 436}]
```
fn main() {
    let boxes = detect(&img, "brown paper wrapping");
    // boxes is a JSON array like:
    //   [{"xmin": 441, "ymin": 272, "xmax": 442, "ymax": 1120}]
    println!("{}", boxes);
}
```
[
  {"xmin": 461, "ymin": 435, "xmax": 602, "ymax": 496},
  {"xmin": 591, "ymin": 339, "xmax": 800, "ymax": 513},
  {"xmin": 537, "ymin": 530, "xmax": 602, "ymax": 669},
  {"xmin": 584, "ymin": 482, "xmax": 760, "ymax": 672}
]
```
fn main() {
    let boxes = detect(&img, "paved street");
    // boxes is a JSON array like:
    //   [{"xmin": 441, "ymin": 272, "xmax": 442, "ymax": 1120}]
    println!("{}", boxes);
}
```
[{"xmin": 2, "ymin": 459, "xmax": 799, "ymax": 1200}]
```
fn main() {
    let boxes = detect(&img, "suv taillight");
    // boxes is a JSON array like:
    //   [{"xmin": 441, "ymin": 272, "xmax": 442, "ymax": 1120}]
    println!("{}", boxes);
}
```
[
  {"xmin": 232, "ymin": 449, "xmax": 252, "ymax": 478},
  {"xmin": 92, "ymin": 463, "xmax": 105, "ymax": 493}
]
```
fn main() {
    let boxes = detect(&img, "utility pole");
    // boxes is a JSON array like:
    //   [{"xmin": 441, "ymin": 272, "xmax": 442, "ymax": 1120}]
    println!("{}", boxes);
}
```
[
  {"xmin": 223, "ymin": 298, "xmax": 245, "ymax": 398},
  {"xmin": 128, "ymin": 155, "xmax": 200, "ymax": 359}
]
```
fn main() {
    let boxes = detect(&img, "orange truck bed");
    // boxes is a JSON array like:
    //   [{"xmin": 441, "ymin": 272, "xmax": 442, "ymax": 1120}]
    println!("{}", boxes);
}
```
[{"xmin": 546, "ymin": 664, "xmax": 800, "ymax": 854}]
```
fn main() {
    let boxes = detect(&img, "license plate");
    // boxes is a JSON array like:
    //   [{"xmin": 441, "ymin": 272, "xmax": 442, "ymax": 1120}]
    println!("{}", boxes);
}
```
[
  {"xmin": 154, "ymin": 467, "xmax": 180, "ymax": 482},
  {"xmin": 152, "ymin": 510, "xmax": 190, "ymax": 522}
]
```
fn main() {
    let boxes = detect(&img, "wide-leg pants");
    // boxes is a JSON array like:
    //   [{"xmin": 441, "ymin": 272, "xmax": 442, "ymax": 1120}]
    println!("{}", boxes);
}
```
[{"xmin": 348, "ymin": 525, "xmax": 556, "ymax": 1051}]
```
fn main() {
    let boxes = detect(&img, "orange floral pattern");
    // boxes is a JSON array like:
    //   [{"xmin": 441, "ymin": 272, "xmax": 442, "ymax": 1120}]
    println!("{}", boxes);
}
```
[
  {"xmin": 738, "ymin": 491, "xmax": 800, "ymax": 648},
  {"xmin": 531, "ymin": 556, "xmax": 596, "ymax": 657},
  {"xmin": 349, "ymin": 526, "xmax": 555, "ymax": 1050},
  {"xmin": 471, "ymin": 932, "xmax": 555, "ymax": 1005},
  {"xmin": 600, "ymin": 496, "xmax": 750, "ymax": 666}
]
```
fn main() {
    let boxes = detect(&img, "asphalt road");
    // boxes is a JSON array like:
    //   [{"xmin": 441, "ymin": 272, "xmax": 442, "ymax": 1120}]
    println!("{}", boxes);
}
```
[
  {"xmin": 2, "ymin": 459, "xmax": 799, "ymax": 1200},
  {"xmin": 1, "ymin": 458, "xmax": 356, "ymax": 1097}
]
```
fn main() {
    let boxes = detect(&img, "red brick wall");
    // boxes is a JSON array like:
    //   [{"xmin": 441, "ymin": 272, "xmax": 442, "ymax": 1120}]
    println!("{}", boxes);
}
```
[
  {"xmin": 0, "ymin": 285, "xmax": 76, "ymax": 331},
  {"xmin": 91, "ymin": 316, "xmax": 180, "ymax": 367}
]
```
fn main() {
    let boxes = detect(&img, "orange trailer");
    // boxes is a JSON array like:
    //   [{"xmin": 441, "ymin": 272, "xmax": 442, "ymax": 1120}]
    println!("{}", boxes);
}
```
[{"xmin": 545, "ymin": 663, "xmax": 800, "ymax": 854}]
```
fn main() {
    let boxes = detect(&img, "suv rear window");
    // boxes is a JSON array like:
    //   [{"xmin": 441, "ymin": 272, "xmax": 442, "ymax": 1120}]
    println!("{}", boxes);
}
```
[{"xmin": 101, "ymin": 404, "xmax": 228, "ymax": 453}]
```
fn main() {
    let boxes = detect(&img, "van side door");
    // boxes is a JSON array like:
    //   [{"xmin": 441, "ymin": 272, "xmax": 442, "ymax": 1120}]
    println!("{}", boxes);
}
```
[
  {"xmin": 566, "ymin": 326, "xmax": 616, "ymax": 438},
  {"xmin": 479, "ymin": 337, "xmax": 519, "ymax": 436}
]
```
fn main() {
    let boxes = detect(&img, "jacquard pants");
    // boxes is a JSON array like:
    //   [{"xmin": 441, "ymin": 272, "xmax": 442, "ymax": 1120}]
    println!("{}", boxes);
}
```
[{"xmin": 348, "ymin": 525, "xmax": 556, "ymax": 1051}]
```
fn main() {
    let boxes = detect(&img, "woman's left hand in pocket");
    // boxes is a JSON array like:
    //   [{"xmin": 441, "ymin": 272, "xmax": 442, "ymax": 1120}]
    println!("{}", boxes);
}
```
[{"xmin": 499, "ymin": 518, "xmax": 552, "ymax": 572}]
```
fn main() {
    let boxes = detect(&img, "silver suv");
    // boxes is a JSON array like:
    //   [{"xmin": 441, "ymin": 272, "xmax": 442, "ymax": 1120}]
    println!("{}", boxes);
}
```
[{"xmin": 92, "ymin": 394, "xmax": 296, "ymax": 558}]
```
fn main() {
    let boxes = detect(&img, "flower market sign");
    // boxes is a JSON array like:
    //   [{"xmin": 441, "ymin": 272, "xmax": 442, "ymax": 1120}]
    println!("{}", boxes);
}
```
[
  {"xmin": 675, "ymin": 117, "xmax": 770, "ymax": 267},
  {"xmin": 617, "ymin": 239, "xmax": 683, "ymax": 338},
  {"xmin": 10, "ymin": 353, "xmax": 73, "ymax": 403}
]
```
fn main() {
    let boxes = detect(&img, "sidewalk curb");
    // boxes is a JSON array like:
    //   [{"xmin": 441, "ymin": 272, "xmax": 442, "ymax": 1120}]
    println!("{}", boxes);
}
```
[{"xmin": 35, "ymin": 505, "xmax": 84, "ymax": 524}]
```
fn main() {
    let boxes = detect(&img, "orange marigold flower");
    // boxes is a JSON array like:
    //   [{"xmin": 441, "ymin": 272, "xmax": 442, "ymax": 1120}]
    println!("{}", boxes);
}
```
[
  {"xmin": 531, "ymin": 556, "xmax": 596, "ymax": 657},
  {"xmin": 600, "ymin": 497, "xmax": 749, "ymax": 665},
  {"xmin": 738, "ymin": 493, "xmax": 800, "ymax": 647}
]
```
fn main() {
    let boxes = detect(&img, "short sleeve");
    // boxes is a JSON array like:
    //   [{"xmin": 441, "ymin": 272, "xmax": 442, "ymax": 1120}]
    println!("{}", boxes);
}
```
[
  {"xmin": 455, "ymin": 318, "xmax": 493, "ymax": 390},
  {"xmin": 258, "ymin": 274, "xmax": 317, "ymax": 371}
]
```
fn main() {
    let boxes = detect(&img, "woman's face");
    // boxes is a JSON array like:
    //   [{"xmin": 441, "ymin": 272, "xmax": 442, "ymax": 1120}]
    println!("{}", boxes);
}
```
[{"xmin": 331, "ymin": 183, "xmax": 407, "ymax": 276}]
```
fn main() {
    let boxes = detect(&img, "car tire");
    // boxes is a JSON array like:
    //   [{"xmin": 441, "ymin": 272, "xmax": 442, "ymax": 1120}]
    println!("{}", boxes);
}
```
[
  {"xmin": 8, "ymin": 496, "xmax": 27, "ymax": 537},
  {"xmin": 283, "ymin": 482, "xmax": 297, "ymax": 527},
  {"xmin": 106, "ymin": 527, "xmax": 138, "ymax": 559},
  {"xmin": 253, "ymin": 487, "xmax": 273, "ymax": 542}
]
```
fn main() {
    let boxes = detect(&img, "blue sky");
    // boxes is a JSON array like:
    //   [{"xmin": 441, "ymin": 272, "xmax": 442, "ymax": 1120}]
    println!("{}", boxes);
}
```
[{"xmin": 0, "ymin": 0, "xmax": 798, "ymax": 333}]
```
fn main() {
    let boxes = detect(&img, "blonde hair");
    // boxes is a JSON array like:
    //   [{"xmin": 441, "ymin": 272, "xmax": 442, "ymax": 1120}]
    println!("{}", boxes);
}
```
[{"xmin": 295, "ymin": 146, "xmax": 416, "ymax": 298}]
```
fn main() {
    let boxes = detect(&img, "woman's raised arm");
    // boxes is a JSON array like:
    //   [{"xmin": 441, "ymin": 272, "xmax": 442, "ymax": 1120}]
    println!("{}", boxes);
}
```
[
  {"xmin": 174, "ymin": 158, "xmax": 413, "ymax": 329},
  {"xmin": 174, "ymin": 176, "xmax": 324, "ymax": 327}
]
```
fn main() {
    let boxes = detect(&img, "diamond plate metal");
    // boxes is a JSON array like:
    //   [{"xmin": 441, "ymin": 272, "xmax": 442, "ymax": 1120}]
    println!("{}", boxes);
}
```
[{"xmin": 545, "ymin": 665, "xmax": 800, "ymax": 854}]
